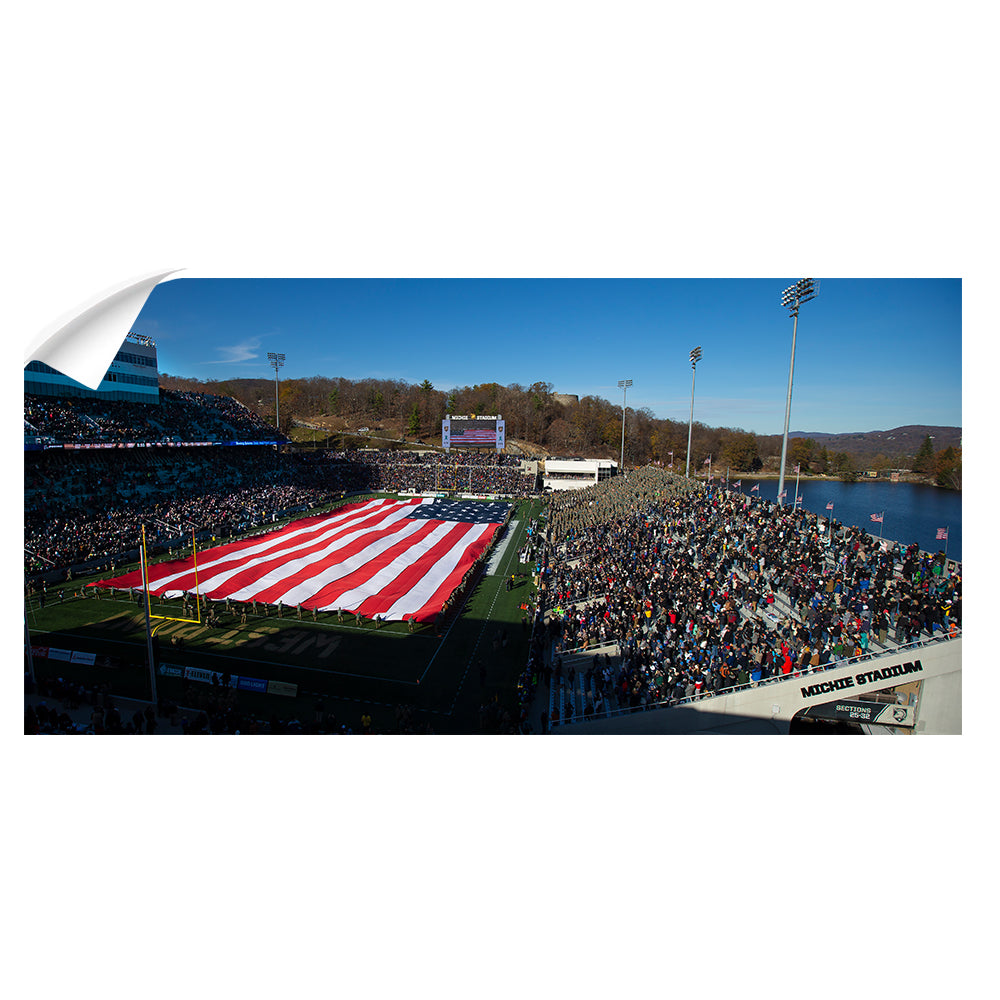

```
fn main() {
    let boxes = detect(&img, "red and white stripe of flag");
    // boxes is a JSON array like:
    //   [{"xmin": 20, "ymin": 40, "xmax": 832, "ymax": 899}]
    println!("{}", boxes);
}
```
[
  {"xmin": 936, "ymin": 527, "xmax": 949, "ymax": 540},
  {"xmin": 870, "ymin": 512, "xmax": 884, "ymax": 523},
  {"xmin": 89, "ymin": 498, "xmax": 501, "ymax": 623}
]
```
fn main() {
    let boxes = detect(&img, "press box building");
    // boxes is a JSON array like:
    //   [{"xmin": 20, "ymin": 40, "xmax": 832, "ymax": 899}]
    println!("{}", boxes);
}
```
[
  {"xmin": 542, "ymin": 457, "xmax": 618, "ymax": 491},
  {"xmin": 24, "ymin": 333, "xmax": 160, "ymax": 404}
]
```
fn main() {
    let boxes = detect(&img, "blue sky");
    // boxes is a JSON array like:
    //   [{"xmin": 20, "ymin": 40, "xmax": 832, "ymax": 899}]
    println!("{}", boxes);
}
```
[{"xmin": 135, "ymin": 278, "xmax": 961, "ymax": 437}]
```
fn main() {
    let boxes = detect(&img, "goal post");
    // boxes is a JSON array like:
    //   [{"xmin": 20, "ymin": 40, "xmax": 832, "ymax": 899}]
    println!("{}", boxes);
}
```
[{"xmin": 141, "ymin": 524, "xmax": 203, "ymax": 625}]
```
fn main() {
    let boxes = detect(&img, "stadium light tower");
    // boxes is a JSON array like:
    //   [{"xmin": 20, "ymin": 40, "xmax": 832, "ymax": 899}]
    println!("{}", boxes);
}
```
[
  {"xmin": 685, "ymin": 346, "xmax": 702, "ymax": 477},
  {"xmin": 776, "ymin": 279, "xmax": 818, "ymax": 506},
  {"xmin": 267, "ymin": 352, "xmax": 286, "ymax": 432},
  {"xmin": 618, "ymin": 379, "xmax": 632, "ymax": 473}
]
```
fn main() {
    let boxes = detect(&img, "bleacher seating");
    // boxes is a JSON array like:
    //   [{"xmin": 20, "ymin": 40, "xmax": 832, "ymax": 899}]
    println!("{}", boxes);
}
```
[
  {"xmin": 24, "ymin": 390, "xmax": 538, "ymax": 577},
  {"xmin": 24, "ymin": 388, "xmax": 283, "ymax": 445}
]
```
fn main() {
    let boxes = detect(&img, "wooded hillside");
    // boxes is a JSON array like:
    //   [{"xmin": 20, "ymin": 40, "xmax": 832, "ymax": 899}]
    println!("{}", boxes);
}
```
[{"xmin": 158, "ymin": 373, "xmax": 961, "ymax": 486}]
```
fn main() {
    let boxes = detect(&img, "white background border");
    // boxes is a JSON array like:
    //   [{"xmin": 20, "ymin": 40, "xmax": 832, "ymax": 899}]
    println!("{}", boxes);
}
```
[{"xmin": 8, "ymin": 4, "xmax": 985, "ymax": 998}]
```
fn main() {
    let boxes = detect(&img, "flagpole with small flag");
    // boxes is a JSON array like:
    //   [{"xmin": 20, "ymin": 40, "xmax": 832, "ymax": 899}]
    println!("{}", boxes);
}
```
[
  {"xmin": 937, "ymin": 526, "xmax": 949, "ymax": 562},
  {"xmin": 793, "ymin": 464, "xmax": 800, "ymax": 510}
]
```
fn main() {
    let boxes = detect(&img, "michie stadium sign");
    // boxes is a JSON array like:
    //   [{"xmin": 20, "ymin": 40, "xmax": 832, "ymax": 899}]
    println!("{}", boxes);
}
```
[{"xmin": 800, "ymin": 660, "xmax": 923, "ymax": 699}]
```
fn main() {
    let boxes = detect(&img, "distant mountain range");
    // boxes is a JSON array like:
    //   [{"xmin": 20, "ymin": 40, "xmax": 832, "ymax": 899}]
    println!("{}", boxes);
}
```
[{"xmin": 783, "ymin": 425, "xmax": 962, "ymax": 458}]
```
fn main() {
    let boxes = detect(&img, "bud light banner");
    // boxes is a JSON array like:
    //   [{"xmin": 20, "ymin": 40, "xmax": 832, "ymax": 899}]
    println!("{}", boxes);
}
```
[{"xmin": 237, "ymin": 676, "xmax": 269, "ymax": 694}]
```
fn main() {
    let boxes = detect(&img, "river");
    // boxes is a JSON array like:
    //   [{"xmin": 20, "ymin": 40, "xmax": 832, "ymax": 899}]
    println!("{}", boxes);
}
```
[{"xmin": 732, "ymin": 479, "xmax": 962, "ymax": 562}]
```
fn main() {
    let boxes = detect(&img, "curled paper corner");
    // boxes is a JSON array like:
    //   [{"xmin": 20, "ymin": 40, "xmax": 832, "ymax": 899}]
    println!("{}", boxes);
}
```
[{"xmin": 24, "ymin": 269, "xmax": 184, "ymax": 390}]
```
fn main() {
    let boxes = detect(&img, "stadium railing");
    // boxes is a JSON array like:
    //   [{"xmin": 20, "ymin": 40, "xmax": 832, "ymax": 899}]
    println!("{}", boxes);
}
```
[{"xmin": 549, "ymin": 628, "xmax": 960, "ymax": 727}]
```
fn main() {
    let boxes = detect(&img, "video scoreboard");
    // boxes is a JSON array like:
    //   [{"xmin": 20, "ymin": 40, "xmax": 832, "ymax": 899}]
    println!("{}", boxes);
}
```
[{"xmin": 442, "ymin": 415, "xmax": 506, "ymax": 451}]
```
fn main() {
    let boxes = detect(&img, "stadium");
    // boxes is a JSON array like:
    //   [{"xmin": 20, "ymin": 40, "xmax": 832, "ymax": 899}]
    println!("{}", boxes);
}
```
[{"xmin": 24, "ymin": 334, "xmax": 961, "ymax": 734}]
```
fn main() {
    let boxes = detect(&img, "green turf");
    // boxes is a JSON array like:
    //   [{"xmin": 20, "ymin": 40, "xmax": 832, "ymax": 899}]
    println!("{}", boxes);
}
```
[{"xmin": 26, "ymin": 496, "xmax": 547, "ymax": 732}]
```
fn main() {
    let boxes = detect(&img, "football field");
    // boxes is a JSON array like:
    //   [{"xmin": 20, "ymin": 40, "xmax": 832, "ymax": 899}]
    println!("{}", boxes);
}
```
[{"xmin": 25, "ymin": 496, "xmax": 547, "ymax": 732}]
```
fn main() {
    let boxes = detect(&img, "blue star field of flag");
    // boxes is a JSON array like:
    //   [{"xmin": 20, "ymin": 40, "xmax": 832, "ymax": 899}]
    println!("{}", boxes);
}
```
[{"xmin": 406, "ymin": 499, "xmax": 511, "ymax": 524}]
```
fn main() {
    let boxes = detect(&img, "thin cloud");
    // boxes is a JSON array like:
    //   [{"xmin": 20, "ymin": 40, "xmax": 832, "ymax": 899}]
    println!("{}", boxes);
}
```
[{"xmin": 202, "ymin": 338, "xmax": 262, "ymax": 365}]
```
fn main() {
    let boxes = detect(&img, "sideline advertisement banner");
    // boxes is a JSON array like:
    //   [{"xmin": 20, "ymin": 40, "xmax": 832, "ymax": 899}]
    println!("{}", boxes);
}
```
[
  {"xmin": 237, "ymin": 676, "xmax": 269, "ymax": 694},
  {"xmin": 182, "ymin": 666, "xmax": 238, "ymax": 688},
  {"xmin": 159, "ymin": 664, "xmax": 282, "ymax": 696}
]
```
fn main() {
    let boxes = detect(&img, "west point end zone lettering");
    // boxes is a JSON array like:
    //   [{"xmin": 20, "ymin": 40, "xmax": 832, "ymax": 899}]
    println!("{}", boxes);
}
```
[{"xmin": 800, "ymin": 660, "xmax": 923, "ymax": 699}]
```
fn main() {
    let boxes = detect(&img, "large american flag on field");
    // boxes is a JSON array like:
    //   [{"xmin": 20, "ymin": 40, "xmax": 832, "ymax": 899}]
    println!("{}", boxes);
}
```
[{"xmin": 89, "ymin": 497, "xmax": 510, "ymax": 623}]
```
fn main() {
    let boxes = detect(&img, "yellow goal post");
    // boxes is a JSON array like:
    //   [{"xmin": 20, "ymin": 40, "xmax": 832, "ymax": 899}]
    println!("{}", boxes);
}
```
[{"xmin": 140, "ymin": 523, "xmax": 203, "ymax": 625}]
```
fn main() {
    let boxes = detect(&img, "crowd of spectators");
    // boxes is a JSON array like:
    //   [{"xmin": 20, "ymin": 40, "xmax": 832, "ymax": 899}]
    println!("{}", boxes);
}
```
[
  {"xmin": 336, "ymin": 449, "xmax": 535, "ymax": 496},
  {"xmin": 25, "ymin": 435, "xmax": 538, "ymax": 577},
  {"xmin": 24, "ymin": 393, "xmax": 534, "ymax": 569},
  {"xmin": 24, "ymin": 670, "xmax": 432, "ymax": 734},
  {"xmin": 24, "ymin": 674, "xmax": 161, "ymax": 734},
  {"xmin": 24, "ymin": 389, "xmax": 282, "ymax": 445},
  {"xmin": 26, "ymin": 396, "xmax": 105, "ymax": 442},
  {"xmin": 24, "ymin": 447, "xmax": 312, "ymax": 573},
  {"xmin": 536, "ymin": 467, "xmax": 961, "ymax": 714}
]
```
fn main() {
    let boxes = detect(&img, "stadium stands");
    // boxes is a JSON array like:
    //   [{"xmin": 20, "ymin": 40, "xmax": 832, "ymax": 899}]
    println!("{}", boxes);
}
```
[
  {"xmin": 535, "ymin": 468, "xmax": 962, "ymax": 725},
  {"xmin": 24, "ymin": 388, "xmax": 283, "ymax": 445},
  {"xmin": 24, "ymin": 392, "xmax": 537, "ymax": 580},
  {"xmin": 24, "ymin": 386, "xmax": 961, "ymax": 735}
]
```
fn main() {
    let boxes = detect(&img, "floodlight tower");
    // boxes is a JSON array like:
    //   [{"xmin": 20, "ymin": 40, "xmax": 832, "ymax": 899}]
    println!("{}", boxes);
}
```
[
  {"xmin": 267, "ymin": 352, "xmax": 286, "ymax": 432},
  {"xmin": 685, "ymin": 346, "xmax": 702, "ymax": 477},
  {"xmin": 777, "ymin": 279, "xmax": 818, "ymax": 506},
  {"xmin": 618, "ymin": 379, "xmax": 632, "ymax": 473}
]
